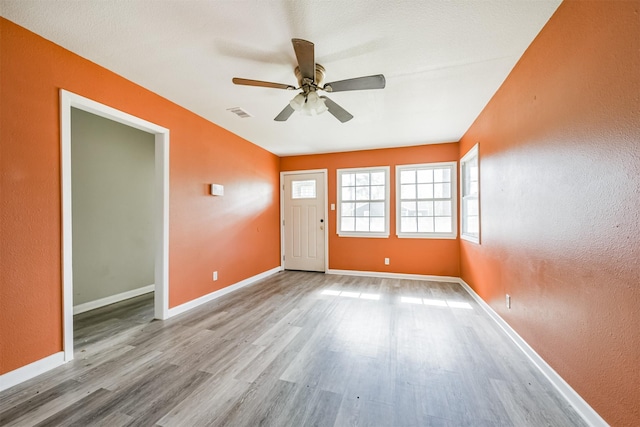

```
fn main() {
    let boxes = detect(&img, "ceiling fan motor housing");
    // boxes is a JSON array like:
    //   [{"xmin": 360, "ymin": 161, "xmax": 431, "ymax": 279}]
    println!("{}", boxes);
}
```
[{"xmin": 295, "ymin": 64, "xmax": 326, "ymax": 91}]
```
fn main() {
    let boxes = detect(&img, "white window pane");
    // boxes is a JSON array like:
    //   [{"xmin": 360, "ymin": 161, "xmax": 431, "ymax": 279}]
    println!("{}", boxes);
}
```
[
  {"xmin": 401, "ymin": 184, "xmax": 416, "ymax": 200},
  {"xmin": 435, "ymin": 217, "xmax": 452, "ymax": 233},
  {"xmin": 342, "ymin": 202, "xmax": 355, "ymax": 216},
  {"xmin": 341, "ymin": 217, "xmax": 355, "ymax": 232},
  {"xmin": 355, "ymin": 217, "xmax": 369, "ymax": 231},
  {"xmin": 434, "ymin": 183, "xmax": 451, "ymax": 198},
  {"xmin": 417, "ymin": 201, "xmax": 433, "ymax": 216},
  {"xmin": 370, "ymin": 171, "xmax": 385, "ymax": 185},
  {"xmin": 417, "ymin": 183, "xmax": 433, "ymax": 199},
  {"xmin": 468, "ymin": 216, "xmax": 479, "ymax": 234},
  {"xmin": 433, "ymin": 168, "xmax": 451, "ymax": 183},
  {"xmin": 418, "ymin": 217, "xmax": 434, "ymax": 232},
  {"xmin": 342, "ymin": 173, "xmax": 355, "ymax": 186},
  {"xmin": 434, "ymin": 201, "xmax": 451, "ymax": 216},
  {"xmin": 400, "ymin": 169, "xmax": 416, "ymax": 184},
  {"xmin": 470, "ymin": 181, "xmax": 479, "ymax": 195},
  {"xmin": 356, "ymin": 173, "xmax": 370, "ymax": 185},
  {"xmin": 355, "ymin": 203, "xmax": 370, "ymax": 217},
  {"xmin": 370, "ymin": 217, "xmax": 385, "ymax": 232},
  {"xmin": 401, "ymin": 201, "xmax": 416, "ymax": 217},
  {"xmin": 370, "ymin": 185, "xmax": 385, "ymax": 200},
  {"xmin": 370, "ymin": 202, "xmax": 385, "ymax": 217},
  {"xmin": 342, "ymin": 186, "xmax": 355, "ymax": 201},
  {"xmin": 417, "ymin": 169, "xmax": 433, "ymax": 183},
  {"xmin": 466, "ymin": 198, "xmax": 478, "ymax": 216},
  {"xmin": 462, "ymin": 147, "xmax": 479, "ymax": 239},
  {"xmin": 401, "ymin": 217, "xmax": 417, "ymax": 233},
  {"xmin": 356, "ymin": 186, "xmax": 370, "ymax": 200},
  {"xmin": 292, "ymin": 180, "xmax": 316, "ymax": 199},
  {"xmin": 338, "ymin": 167, "xmax": 388, "ymax": 236}
]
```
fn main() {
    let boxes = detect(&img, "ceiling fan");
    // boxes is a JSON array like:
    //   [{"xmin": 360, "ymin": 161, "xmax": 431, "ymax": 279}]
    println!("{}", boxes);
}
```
[{"xmin": 232, "ymin": 38, "xmax": 385, "ymax": 123}]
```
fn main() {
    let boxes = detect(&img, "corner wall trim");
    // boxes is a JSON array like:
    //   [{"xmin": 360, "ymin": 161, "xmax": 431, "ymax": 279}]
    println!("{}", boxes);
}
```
[
  {"xmin": 0, "ymin": 352, "xmax": 65, "ymax": 392},
  {"xmin": 73, "ymin": 285, "xmax": 155, "ymax": 315},
  {"xmin": 327, "ymin": 269, "xmax": 461, "ymax": 283},
  {"xmin": 457, "ymin": 279, "xmax": 608, "ymax": 427},
  {"xmin": 167, "ymin": 266, "xmax": 282, "ymax": 318}
]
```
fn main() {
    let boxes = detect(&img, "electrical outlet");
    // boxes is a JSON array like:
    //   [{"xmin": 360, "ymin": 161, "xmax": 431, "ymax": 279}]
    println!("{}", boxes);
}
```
[
  {"xmin": 506, "ymin": 294, "xmax": 511, "ymax": 309},
  {"xmin": 213, "ymin": 271, "xmax": 218, "ymax": 281},
  {"xmin": 384, "ymin": 258, "xmax": 390, "ymax": 265}
]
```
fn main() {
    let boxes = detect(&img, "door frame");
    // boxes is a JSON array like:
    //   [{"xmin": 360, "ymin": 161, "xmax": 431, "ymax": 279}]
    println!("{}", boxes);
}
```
[
  {"xmin": 60, "ymin": 89, "xmax": 170, "ymax": 362},
  {"xmin": 280, "ymin": 169, "xmax": 328, "ymax": 272}
]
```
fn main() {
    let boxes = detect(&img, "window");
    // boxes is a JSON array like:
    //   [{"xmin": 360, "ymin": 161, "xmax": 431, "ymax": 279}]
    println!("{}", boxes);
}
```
[
  {"xmin": 291, "ymin": 179, "xmax": 316, "ymax": 199},
  {"xmin": 396, "ymin": 162, "xmax": 457, "ymax": 239},
  {"xmin": 337, "ymin": 167, "xmax": 390, "ymax": 237},
  {"xmin": 461, "ymin": 144, "xmax": 480, "ymax": 243}
]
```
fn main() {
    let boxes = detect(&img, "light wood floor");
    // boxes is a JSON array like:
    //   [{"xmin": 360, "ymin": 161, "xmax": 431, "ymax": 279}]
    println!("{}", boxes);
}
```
[{"xmin": 0, "ymin": 271, "xmax": 585, "ymax": 426}]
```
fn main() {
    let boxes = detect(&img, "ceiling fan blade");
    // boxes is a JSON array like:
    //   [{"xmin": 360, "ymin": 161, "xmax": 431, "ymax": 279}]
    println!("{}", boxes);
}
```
[
  {"xmin": 323, "ymin": 74, "xmax": 386, "ymax": 92},
  {"xmin": 274, "ymin": 104, "xmax": 295, "ymax": 121},
  {"xmin": 292, "ymin": 38, "xmax": 315, "ymax": 82},
  {"xmin": 232, "ymin": 78, "xmax": 296, "ymax": 90},
  {"xmin": 320, "ymin": 96, "xmax": 353, "ymax": 123}
]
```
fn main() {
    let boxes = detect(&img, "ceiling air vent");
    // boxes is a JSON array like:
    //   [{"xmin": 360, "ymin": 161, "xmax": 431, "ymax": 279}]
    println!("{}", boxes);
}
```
[{"xmin": 227, "ymin": 107, "xmax": 252, "ymax": 118}]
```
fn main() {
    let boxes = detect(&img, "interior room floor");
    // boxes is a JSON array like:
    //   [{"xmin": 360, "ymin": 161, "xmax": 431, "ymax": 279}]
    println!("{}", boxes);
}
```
[{"xmin": 0, "ymin": 271, "xmax": 585, "ymax": 426}]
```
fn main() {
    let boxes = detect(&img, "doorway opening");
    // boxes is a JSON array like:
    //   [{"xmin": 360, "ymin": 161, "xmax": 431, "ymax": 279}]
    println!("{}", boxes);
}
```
[{"xmin": 60, "ymin": 90, "xmax": 169, "ymax": 362}]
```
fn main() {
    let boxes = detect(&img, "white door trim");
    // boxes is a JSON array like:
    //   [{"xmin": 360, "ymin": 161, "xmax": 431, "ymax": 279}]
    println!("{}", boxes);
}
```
[
  {"xmin": 60, "ymin": 89, "xmax": 170, "ymax": 362},
  {"xmin": 280, "ymin": 169, "xmax": 328, "ymax": 272}
]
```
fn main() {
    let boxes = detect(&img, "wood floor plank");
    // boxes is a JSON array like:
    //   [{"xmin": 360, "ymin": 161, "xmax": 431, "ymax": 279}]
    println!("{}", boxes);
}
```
[
  {"xmin": 0, "ymin": 271, "xmax": 587, "ymax": 426},
  {"xmin": 156, "ymin": 373, "xmax": 249, "ymax": 426}
]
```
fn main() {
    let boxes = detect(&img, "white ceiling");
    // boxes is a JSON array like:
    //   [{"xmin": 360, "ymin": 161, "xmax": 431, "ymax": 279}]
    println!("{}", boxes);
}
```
[{"xmin": 1, "ymin": 1, "xmax": 561, "ymax": 156}]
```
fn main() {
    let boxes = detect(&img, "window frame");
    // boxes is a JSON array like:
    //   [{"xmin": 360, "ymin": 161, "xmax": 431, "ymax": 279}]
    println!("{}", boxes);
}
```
[
  {"xmin": 291, "ymin": 179, "xmax": 317, "ymax": 199},
  {"xmin": 336, "ymin": 166, "xmax": 390, "ymax": 238},
  {"xmin": 460, "ymin": 143, "xmax": 480, "ymax": 244},
  {"xmin": 395, "ymin": 161, "xmax": 458, "ymax": 239}
]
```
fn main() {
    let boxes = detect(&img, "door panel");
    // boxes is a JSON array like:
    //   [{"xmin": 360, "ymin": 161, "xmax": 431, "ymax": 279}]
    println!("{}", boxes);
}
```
[{"xmin": 284, "ymin": 172, "xmax": 325, "ymax": 272}]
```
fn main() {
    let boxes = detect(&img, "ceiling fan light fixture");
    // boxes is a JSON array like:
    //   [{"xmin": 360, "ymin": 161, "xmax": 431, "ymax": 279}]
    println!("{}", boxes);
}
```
[
  {"xmin": 289, "ymin": 93, "xmax": 306, "ymax": 111},
  {"xmin": 301, "ymin": 91, "xmax": 328, "ymax": 116}
]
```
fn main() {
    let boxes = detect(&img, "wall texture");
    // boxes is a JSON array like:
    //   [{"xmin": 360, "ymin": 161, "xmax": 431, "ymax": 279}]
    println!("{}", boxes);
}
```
[
  {"xmin": 281, "ymin": 143, "xmax": 460, "ymax": 277},
  {"xmin": 458, "ymin": 1, "xmax": 640, "ymax": 425},
  {"xmin": 71, "ymin": 108, "xmax": 155, "ymax": 306},
  {"xmin": 0, "ymin": 18, "xmax": 281, "ymax": 375}
]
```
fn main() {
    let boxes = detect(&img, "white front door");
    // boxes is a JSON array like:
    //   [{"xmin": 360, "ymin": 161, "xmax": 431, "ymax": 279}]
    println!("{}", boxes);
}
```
[{"xmin": 283, "ymin": 172, "xmax": 326, "ymax": 272}]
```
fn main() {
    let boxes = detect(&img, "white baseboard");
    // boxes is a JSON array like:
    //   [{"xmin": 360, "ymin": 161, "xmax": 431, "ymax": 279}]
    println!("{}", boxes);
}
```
[
  {"xmin": 167, "ymin": 266, "xmax": 282, "ymax": 318},
  {"xmin": 327, "ymin": 269, "xmax": 460, "ymax": 283},
  {"xmin": 73, "ymin": 284, "xmax": 155, "ymax": 315},
  {"xmin": 457, "ymin": 279, "xmax": 607, "ymax": 427},
  {"xmin": 0, "ymin": 352, "xmax": 65, "ymax": 392},
  {"xmin": 1, "ymin": 268, "xmax": 281, "ymax": 392},
  {"xmin": 0, "ymin": 267, "xmax": 606, "ymax": 426},
  {"xmin": 327, "ymin": 269, "xmax": 605, "ymax": 426}
]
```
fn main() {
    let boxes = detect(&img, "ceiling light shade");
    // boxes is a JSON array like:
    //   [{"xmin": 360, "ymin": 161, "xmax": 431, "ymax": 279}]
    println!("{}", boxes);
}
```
[
  {"xmin": 289, "ymin": 93, "xmax": 306, "ymax": 111},
  {"xmin": 289, "ymin": 91, "xmax": 328, "ymax": 117},
  {"xmin": 302, "ymin": 91, "xmax": 328, "ymax": 116}
]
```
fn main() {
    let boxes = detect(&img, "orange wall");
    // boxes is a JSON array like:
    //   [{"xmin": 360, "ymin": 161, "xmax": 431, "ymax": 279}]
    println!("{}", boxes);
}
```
[
  {"xmin": 281, "ymin": 144, "xmax": 460, "ymax": 276},
  {"xmin": 459, "ymin": 1, "xmax": 640, "ymax": 425},
  {"xmin": 0, "ymin": 18, "xmax": 281, "ymax": 374}
]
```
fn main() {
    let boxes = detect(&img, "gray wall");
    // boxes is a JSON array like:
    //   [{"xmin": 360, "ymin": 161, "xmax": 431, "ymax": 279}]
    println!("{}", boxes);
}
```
[{"xmin": 71, "ymin": 108, "xmax": 155, "ymax": 306}]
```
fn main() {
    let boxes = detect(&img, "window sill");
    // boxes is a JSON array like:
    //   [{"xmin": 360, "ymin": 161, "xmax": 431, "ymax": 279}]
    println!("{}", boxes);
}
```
[
  {"xmin": 461, "ymin": 234, "xmax": 480, "ymax": 244},
  {"xmin": 396, "ymin": 233, "xmax": 457, "ymax": 240},
  {"xmin": 338, "ymin": 233, "xmax": 389, "ymax": 239}
]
